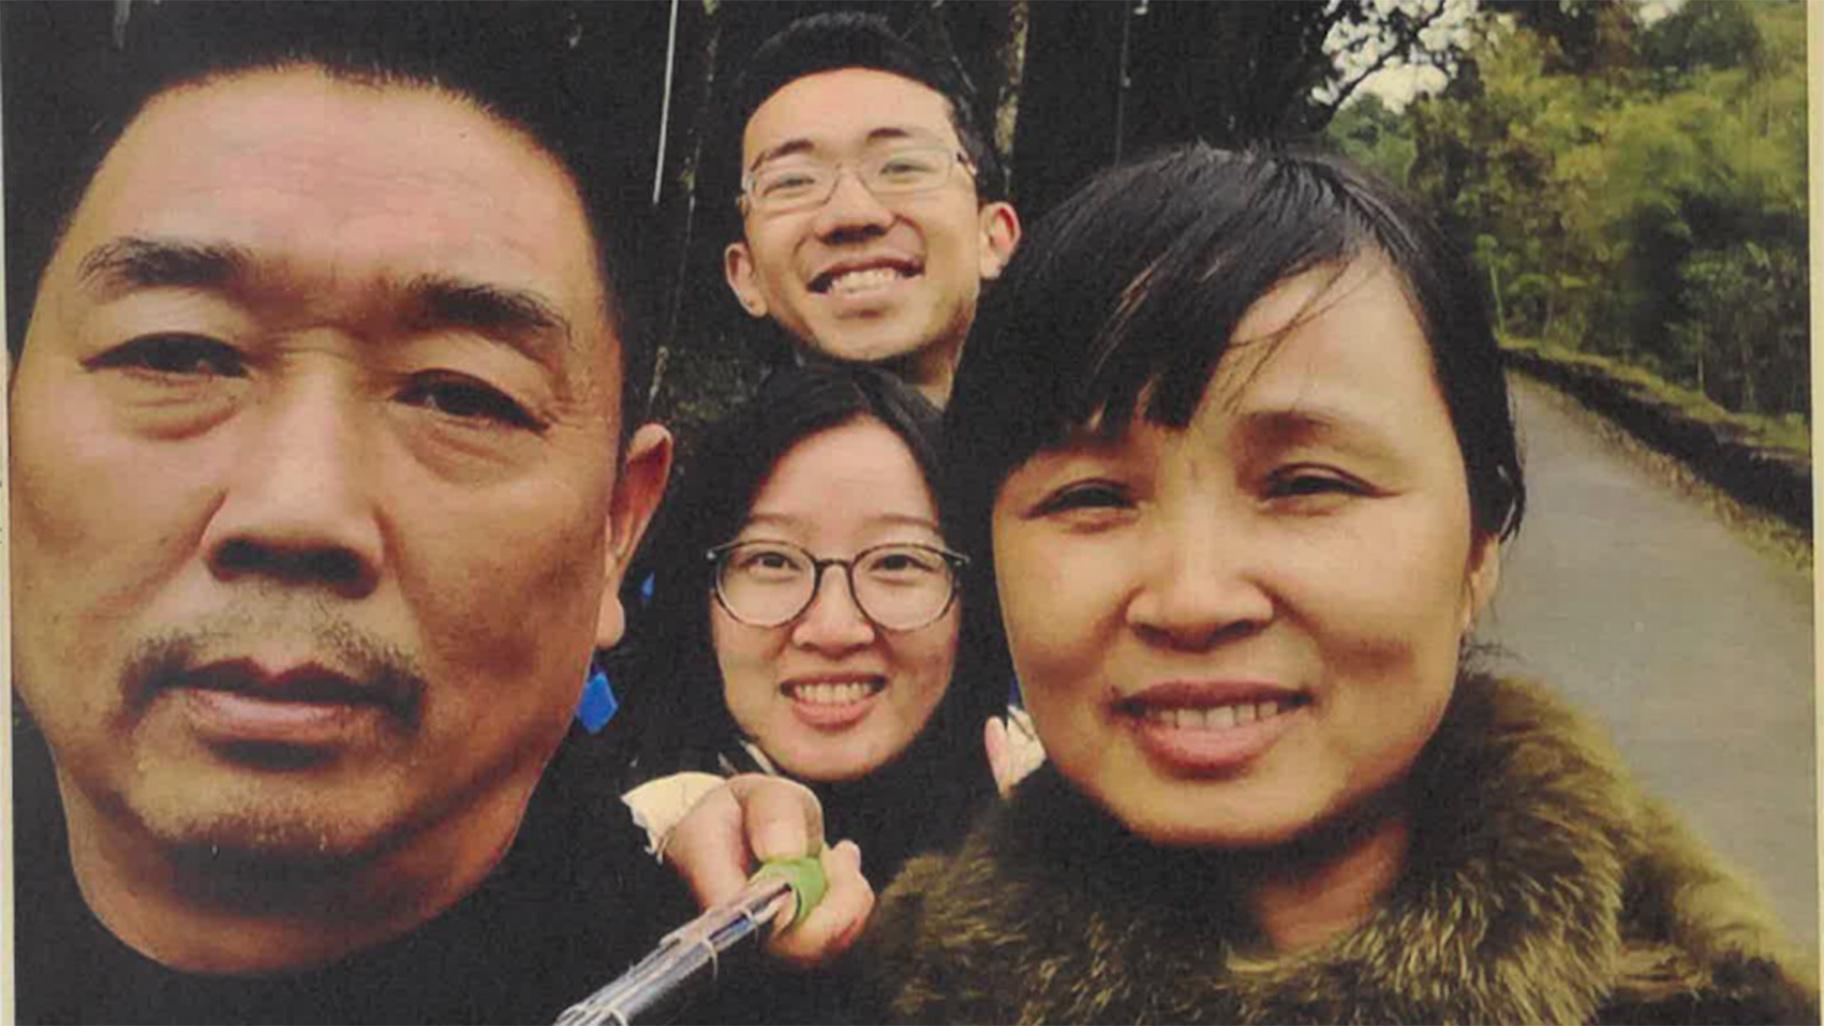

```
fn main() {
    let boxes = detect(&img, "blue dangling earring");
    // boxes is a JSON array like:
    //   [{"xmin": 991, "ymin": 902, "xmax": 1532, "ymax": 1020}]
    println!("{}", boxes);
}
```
[{"xmin": 575, "ymin": 656, "xmax": 618, "ymax": 734}]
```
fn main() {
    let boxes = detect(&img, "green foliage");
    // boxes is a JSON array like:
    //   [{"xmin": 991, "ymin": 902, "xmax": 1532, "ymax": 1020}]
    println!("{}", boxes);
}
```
[
  {"xmin": 1325, "ymin": 93, "xmax": 1418, "ymax": 185},
  {"xmin": 1669, "ymin": 241, "xmax": 1809, "ymax": 416},
  {"xmin": 1639, "ymin": 1, "xmax": 1763, "ymax": 76},
  {"xmin": 1406, "ymin": 1, "xmax": 1808, "ymax": 418}
]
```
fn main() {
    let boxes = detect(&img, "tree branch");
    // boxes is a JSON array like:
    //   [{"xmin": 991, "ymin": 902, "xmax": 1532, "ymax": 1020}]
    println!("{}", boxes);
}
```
[{"xmin": 1319, "ymin": 0, "xmax": 1453, "ymax": 119}]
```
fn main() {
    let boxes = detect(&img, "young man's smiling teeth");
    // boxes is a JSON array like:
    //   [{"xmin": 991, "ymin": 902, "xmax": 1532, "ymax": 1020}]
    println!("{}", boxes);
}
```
[{"xmin": 812, "ymin": 263, "xmax": 921, "ymax": 295}]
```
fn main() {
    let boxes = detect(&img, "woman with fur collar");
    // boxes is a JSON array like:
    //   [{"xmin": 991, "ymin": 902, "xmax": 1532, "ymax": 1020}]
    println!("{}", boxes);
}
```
[{"xmin": 848, "ymin": 144, "xmax": 1815, "ymax": 1024}]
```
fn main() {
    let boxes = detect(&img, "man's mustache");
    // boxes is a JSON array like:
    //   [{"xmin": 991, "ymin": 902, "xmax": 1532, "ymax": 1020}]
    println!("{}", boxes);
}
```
[{"xmin": 120, "ymin": 611, "xmax": 428, "ymax": 725}]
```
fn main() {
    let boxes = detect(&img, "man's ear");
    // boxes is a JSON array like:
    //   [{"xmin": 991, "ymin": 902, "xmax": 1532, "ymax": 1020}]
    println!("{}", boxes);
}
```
[
  {"xmin": 724, "ymin": 241, "xmax": 769, "ymax": 319},
  {"xmin": 977, "ymin": 201, "xmax": 1021, "ymax": 281},
  {"xmin": 596, "ymin": 422, "xmax": 674, "ymax": 649},
  {"xmin": 1460, "ymin": 532, "xmax": 1502, "ymax": 634}
]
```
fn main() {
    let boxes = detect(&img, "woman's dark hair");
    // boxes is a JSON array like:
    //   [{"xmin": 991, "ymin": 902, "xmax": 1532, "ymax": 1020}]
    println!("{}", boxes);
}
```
[
  {"xmin": 943, "ymin": 142, "xmax": 1525, "ymax": 686},
  {"xmin": 618, "ymin": 360, "xmax": 1001, "ymax": 789}
]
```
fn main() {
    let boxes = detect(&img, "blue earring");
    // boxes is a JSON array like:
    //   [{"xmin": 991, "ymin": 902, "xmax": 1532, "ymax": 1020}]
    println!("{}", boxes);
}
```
[{"xmin": 575, "ymin": 659, "xmax": 618, "ymax": 734}]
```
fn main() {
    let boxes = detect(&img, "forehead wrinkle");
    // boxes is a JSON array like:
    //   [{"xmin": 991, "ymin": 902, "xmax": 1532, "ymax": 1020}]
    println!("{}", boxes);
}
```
[
  {"xmin": 1232, "ymin": 404, "xmax": 1392, "ymax": 452},
  {"xmin": 150, "ymin": 70, "xmax": 613, "ymax": 344}
]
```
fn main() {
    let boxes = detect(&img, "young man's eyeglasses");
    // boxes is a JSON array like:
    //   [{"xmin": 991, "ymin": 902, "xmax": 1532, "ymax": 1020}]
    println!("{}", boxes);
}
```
[
  {"xmin": 708, "ymin": 539, "xmax": 968, "ymax": 631},
  {"xmin": 739, "ymin": 146, "xmax": 975, "ymax": 215}
]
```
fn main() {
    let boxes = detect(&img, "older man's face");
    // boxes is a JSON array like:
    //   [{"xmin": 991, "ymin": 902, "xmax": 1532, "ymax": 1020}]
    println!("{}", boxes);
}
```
[{"xmin": 9, "ymin": 68, "xmax": 662, "ymax": 870}]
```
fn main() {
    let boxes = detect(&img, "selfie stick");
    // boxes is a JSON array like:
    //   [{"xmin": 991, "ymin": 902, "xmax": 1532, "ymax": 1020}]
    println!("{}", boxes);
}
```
[{"xmin": 553, "ymin": 857, "xmax": 828, "ymax": 1026}]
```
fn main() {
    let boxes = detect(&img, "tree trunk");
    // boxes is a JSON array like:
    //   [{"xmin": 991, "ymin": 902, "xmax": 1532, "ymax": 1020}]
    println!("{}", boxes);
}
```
[
  {"xmin": 990, "ymin": 0, "xmax": 1029, "ymax": 174},
  {"xmin": 1488, "ymin": 261, "xmax": 1505, "ymax": 336},
  {"xmin": 648, "ymin": 0, "xmax": 724, "ymax": 408}
]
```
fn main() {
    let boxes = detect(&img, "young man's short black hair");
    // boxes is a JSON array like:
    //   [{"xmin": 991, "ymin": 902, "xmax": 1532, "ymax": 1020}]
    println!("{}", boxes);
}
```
[
  {"xmin": 4, "ymin": 1, "xmax": 658, "ymax": 426},
  {"xmin": 728, "ymin": 11, "xmax": 1004, "ymax": 201}
]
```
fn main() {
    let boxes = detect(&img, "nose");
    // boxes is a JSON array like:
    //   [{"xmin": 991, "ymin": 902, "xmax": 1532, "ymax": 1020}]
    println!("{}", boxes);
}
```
[
  {"xmin": 201, "ymin": 370, "xmax": 384, "ymax": 599},
  {"xmin": 1125, "ymin": 515, "xmax": 1273, "ymax": 649},
  {"xmin": 811, "ymin": 167, "xmax": 895, "ymax": 242},
  {"xmin": 790, "ymin": 565, "xmax": 876, "ymax": 654}
]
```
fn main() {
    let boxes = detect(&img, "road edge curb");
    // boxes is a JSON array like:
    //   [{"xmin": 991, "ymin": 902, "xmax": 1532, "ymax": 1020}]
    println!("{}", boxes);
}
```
[{"xmin": 1502, "ymin": 348, "xmax": 1812, "ymax": 534}]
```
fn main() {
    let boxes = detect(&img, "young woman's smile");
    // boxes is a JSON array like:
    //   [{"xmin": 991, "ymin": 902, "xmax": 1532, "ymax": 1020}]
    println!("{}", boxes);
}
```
[{"xmin": 713, "ymin": 417, "xmax": 960, "ymax": 782}]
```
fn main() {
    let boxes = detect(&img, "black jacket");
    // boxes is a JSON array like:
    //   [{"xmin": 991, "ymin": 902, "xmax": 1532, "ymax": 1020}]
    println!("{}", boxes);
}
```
[{"xmin": 13, "ymin": 714, "xmax": 700, "ymax": 1025}]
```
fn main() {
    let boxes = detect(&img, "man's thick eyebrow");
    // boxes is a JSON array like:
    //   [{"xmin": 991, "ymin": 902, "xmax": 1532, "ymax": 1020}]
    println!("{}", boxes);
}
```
[
  {"xmin": 71, "ymin": 240, "xmax": 572, "ymax": 363},
  {"xmin": 750, "ymin": 127, "xmax": 930, "ymax": 169},
  {"xmin": 77, "ymin": 237, "xmax": 253, "ymax": 297},
  {"xmin": 405, "ymin": 274, "xmax": 574, "ymax": 362}
]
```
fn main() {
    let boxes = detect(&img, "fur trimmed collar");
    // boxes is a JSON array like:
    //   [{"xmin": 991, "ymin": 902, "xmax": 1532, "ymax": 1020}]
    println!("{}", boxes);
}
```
[{"xmin": 860, "ymin": 676, "xmax": 1815, "ymax": 1024}]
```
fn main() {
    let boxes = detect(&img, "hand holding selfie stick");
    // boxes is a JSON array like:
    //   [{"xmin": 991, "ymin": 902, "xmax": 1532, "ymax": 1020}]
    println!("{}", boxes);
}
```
[{"xmin": 554, "ymin": 856, "xmax": 828, "ymax": 1026}]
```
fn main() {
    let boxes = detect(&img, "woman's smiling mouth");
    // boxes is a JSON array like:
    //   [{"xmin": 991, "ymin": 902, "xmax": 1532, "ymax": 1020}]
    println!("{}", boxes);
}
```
[
  {"xmin": 782, "ymin": 675, "xmax": 886, "ymax": 729},
  {"xmin": 1114, "ymin": 683, "xmax": 1311, "ymax": 775}
]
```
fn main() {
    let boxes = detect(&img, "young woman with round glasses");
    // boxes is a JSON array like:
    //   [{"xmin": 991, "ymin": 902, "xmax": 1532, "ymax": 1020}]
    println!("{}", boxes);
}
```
[
  {"xmin": 841, "ymin": 145, "xmax": 1816, "ymax": 1024},
  {"xmin": 612, "ymin": 363, "xmax": 1006, "ymax": 887}
]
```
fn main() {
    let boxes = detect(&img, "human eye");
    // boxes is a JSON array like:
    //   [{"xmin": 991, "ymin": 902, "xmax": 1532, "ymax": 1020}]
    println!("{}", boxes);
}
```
[
  {"xmin": 1024, "ymin": 479, "xmax": 1137, "ymax": 532},
  {"xmin": 731, "ymin": 544, "xmax": 806, "ymax": 579},
  {"xmin": 1262, "ymin": 465, "xmax": 1371, "ymax": 507},
  {"xmin": 395, "ymin": 371, "xmax": 545, "ymax": 432},
  {"xmin": 873, "ymin": 148, "xmax": 945, "ymax": 185},
  {"xmin": 757, "ymin": 163, "xmax": 826, "ymax": 200},
  {"xmin": 879, "ymin": 147, "xmax": 948, "ymax": 175},
  {"xmin": 863, "ymin": 545, "xmax": 944, "ymax": 581},
  {"xmin": 84, "ymin": 333, "xmax": 247, "ymax": 379}
]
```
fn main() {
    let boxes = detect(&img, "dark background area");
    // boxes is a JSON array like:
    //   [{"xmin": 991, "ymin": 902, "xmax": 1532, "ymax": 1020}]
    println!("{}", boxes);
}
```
[
  {"xmin": 4, "ymin": 1, "xmax": 1418, "ymax": 445},
  {"xmin": 5, "ymin": 1, "xmax": 1806, "ymax": 455}
]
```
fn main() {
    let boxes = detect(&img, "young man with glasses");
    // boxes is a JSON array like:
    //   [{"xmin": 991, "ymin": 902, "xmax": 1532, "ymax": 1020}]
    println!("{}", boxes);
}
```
[{"xmin": 722, "ymin": 12, "xmax": 1021, "ymax": 406}]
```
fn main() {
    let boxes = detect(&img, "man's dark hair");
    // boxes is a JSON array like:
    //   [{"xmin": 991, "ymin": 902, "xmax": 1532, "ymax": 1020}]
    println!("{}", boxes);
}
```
[
  {"xmin": 728, "ymin": 11, "xmax": 1004, "ymax": 201},
  {"xmin": 942, "ymin": 142, "xmax": 1526, "ymax": 690},
  {"xmin": 3, "ymin": 2, "xmax": 660, "ymax": 427}
]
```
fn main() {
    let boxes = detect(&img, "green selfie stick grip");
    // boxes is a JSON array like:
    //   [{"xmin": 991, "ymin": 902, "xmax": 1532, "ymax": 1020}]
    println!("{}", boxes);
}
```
[{"xmin": 753, "ymin": 855, "xmax": 827, "ymax": 928}]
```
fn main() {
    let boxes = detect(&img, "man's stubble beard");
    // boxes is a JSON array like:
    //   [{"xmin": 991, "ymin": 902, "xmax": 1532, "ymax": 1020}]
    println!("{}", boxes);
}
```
[{"xmin": 61, "ymin": 606, "xmax": 444, "ymax": 889}]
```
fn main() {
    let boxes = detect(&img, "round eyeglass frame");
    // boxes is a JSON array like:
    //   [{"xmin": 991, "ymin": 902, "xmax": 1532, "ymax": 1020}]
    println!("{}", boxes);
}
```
[
  {"xmin": 736, "ymin": 146, "xmax": 977, "ymax": 215},
  {"xmin": 706, "ymin": 539, "xmax": 970, "ymax": 632}
]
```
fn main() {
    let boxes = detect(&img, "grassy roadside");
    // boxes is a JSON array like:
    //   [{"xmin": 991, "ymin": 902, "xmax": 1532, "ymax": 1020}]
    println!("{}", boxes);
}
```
[
  {"xmin": 1501, "ymin": 338, "xmax": 1810, "ymax": 455},
  {"xmin": 1499, "ymin": 337, "xmax": 1811, "ymax": 555}
]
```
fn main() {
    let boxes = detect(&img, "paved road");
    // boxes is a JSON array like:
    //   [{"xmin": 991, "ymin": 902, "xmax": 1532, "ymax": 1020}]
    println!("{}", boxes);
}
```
[{"xmin": 1475, "ymin": 377, "xmax": 1816, "ymax": 946}]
